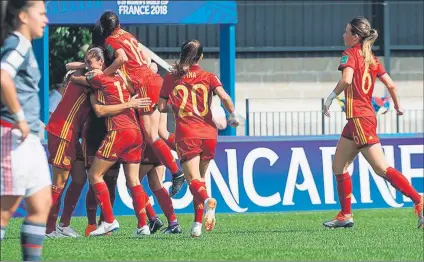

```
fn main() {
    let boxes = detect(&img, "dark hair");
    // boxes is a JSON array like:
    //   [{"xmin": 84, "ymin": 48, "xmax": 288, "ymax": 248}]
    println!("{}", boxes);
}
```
[
  {"xmin": 349, "ymin": 16, "xmax": 378, "ymax": 70},
  {"xmin": 1, "ymin": 0, "xmax": 34, "ymax": 46},
  {"xmin": 99, "ymin": 11, "xmax": 120, "ymax": 38},
  {"xmin": 91, "ymin": 24, "xmax": 105, "ymax": 48},
  {"xmin": 171, "ymin": 40, "xmax": 203, "ymax": 78}
]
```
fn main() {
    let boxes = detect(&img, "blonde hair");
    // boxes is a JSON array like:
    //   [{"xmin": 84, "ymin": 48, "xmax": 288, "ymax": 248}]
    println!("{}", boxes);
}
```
[{"xmin": 349, "ymin": 16, "xmax": 378, "ymax": 71}]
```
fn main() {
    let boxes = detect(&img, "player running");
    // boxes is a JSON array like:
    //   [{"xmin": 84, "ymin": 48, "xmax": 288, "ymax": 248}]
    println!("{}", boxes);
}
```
[
  {"xmin": 323, "ymin": 17, "xmax": 423, "ymax": 229},
  {"xmin": 71, "ymin": 47, "xmax": 151, "ymax": 237},
  {"xmin": 159, "ymin": 40, "xmax": 240, "ymax": 237},
  {"xmin": 98, "ymin": 11, "xmax": 185, "ymax": 197},
  {"xmin": 1, "ymin": 1, "xmax": 51, "ymax": 260}
]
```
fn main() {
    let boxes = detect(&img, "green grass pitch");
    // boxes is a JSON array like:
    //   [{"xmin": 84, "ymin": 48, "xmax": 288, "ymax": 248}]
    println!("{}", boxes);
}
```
[{"xmin": 1, "ymin": 208, "xmax": 423, "ymax": 261}]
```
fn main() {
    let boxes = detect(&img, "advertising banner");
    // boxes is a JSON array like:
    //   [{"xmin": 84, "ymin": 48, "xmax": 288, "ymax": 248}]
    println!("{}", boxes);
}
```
[{"xmin": 14, "ymin": 134, "xmax": 424, "ymax": 217}]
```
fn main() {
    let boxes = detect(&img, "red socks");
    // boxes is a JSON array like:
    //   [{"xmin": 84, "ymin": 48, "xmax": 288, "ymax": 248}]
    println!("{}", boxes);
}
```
[
  {"xmin": 92, "ymin": 182, "xmax": 115, "ymax": 223},
  {"xmin": 99, "ymin": 175, "xmax": 118, "ymax": 223},
  {"xmin": 336, "ymin": 173, "xmax": 352, "ymax": 215},
  {"xmin": 130, "ymin": 185, "xmax": 147, "ymax": 228},
  {"xmin": 151, "ymin": 139, "xmax": 179, "ymax": 175},
  {"xmin": 59, "ymin": 181, "xmax": 85, "ymax": 227},
  {"xmin": 143, "ymin": 190, "xmax": 157, "ymax": 221},
  {"xmin": 193, "ymin": 197, "xmax": 204, "ymax": 223},
  {"xmin": 153, "ymin": 187, "xmax": 177, "ymax": 223},
  {"xmin": 51, "ymin": 185, "xmax": 64, "ymax": 207},
  {"xmin": 190, "ymin": 180, "xmax": 209, "ymax": 223},
  {"xmin": 46, "ymin": 186, "xmax": 64, "ymax": 233},
  {"xmin": 189, "ymin": 179, "xmax": 209, "ymax": 203},
  {"xmin": 384, "ymin": 167, "xmax": 421, "ymax": 204},
  {"xmin": 165, "ymin": 133, "xmax": 176, "ymax": 151}
]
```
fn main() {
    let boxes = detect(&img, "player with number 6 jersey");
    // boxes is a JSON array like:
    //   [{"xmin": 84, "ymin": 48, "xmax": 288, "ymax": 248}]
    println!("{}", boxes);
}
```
[
  {"xmin": 322, "ymin": 17, "xmax": 423, "ymax": 229},
  {"xmin": 71, "ymin": 47, "xmax": 151, "ymax": 237},
  {"xmin": 159, "ymin": 40, "xmax": 240, "ymax": 237}
]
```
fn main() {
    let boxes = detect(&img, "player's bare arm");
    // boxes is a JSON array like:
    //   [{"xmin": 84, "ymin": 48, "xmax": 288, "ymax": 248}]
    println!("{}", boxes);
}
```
[
  {"xmin": 378, "ymin": 73, "xmax": 403, "ymax": 115},
  {"xmin": 89, "ymin": 93, "xmax": 151, "ymax": 117},
  {"xmin": 214, "ymin": 86, "xmax": 235, "ymax": 114},
  {"xmin": 66, "ymin": 61, "xmax": 86, "ymax": 71},
  {"xmin": 103, "ymin": 48, "xmax": 128, "ymax": 76},
  {"xmin": 70, "ymin": 75, "xmax": 90, "ymax": 86},
  {"xmin": 214, "ymin": 86, "xmax": 240, "ymax": 127},
  {"xmin": 324, "ymin": 67, "xmax": 354, "ymax": 117},
  {"xmin": 158, "ymin": 98, "xmax": 171, "ymax": 113},
  {"xmin": 0, "ymin": 69, "xmax": 29, "ymax": 139}
]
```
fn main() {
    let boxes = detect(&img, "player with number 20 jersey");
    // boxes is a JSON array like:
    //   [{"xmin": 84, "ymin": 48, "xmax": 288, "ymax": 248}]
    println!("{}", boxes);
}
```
[{"xmin": 159, "ymin": 40, "xmax": 240, "ymax": 237}]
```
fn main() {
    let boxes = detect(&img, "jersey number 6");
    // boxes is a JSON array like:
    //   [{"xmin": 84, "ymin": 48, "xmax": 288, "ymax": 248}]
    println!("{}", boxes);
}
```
[{"xmin": 174, "ymin": 84, "xmax": 209, "ymax": 118}]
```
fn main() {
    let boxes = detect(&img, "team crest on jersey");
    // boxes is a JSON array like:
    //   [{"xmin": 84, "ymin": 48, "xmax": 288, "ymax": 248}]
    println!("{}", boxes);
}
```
[
  {"xmin": 63, "ymin": 156, "xmax": 71, "ymax": 166},
  {"xmin": 340, "ymin": 55, "xmax": 349, "ymax": 65}
]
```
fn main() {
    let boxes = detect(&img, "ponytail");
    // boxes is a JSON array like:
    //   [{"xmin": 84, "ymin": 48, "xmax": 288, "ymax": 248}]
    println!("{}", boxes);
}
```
[
  {"xmin": 171, "ymin": 40, "xmax": 203, "ymax": 78},
  {"xmin": 362, "ymin": 28, "xmax": 378, "ymax": 71}
]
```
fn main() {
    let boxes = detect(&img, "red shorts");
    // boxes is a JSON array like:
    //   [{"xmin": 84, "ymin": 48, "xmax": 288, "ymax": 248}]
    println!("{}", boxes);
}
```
[
  {"xmin": 140, "ymin": 143, "xmax": 162, "ymax": 166},
  {"xmin": 82, "ymin": 138, "xmax": 121, "ymax": 170},
  {"xmin": 47, "ymin": 133, "xmax": 84, "ymax": 171},
  {"xmin": 135, "ymin": 73, "xmax": 163, "ymax": 115},
  {"xmin": 342, "ymin": 116, "xmax": 380, "ymax": 148},
  {"xmin": 176, "ymin": 139, "xmax": 217, "ymax": 163},
  {"xmin": 96, "ymin": 128, "xmax": 142, "ymax": 163}
]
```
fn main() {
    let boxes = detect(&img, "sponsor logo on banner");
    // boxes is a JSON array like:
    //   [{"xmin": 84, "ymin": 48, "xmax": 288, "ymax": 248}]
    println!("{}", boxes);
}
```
[{"xmin": 14, "ymin": 135, "xmax": 423, "ymax": 217}]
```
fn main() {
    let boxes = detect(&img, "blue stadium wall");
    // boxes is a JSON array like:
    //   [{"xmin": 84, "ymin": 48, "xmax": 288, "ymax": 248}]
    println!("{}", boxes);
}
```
[{"xmin": 14, "ymin": 134, "xmax": 424, "ymax": 217}]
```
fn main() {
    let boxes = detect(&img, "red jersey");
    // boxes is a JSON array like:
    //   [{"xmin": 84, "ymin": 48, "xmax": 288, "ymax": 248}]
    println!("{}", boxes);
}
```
[
  {"xmin": 160, "ymin": 65, "xmax": 222, "ymax": 141},
  {"xmin": 86, "ymin": 73, "xmax": 140, "ymax": 131},
  {"xmin": 338, "ymin": 43, "xmax": 386, "ymax": 119},
  {"xmin": 46, "ymin": 81, "xmax": 91, "ymax": 141},
  {"xmin": 105, "ymin": 28, "xmax": 153, "ymax": 85}
]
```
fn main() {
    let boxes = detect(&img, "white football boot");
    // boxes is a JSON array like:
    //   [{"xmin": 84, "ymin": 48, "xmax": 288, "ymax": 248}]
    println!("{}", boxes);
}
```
[
  {"xmin": 56, "ymin": 224, "xmax": 80, "ymax": 238},
  {"xmin": 45, "ymin": 231, "xmax": 67, "ymax": 238},
  {"xmin": 204, "ymin": 198, "xmax": 217, "ymax": 232},
  {"xmin": 89, "ymin": 219, "xmax": 119, "ymax": 236},
  {"xmin": 133, "ymin": 225, "xmax": 151, "ymax": 237},
  {"xmin": 190, "ymin": 222, "xmax": 202, "ymax": 237}
]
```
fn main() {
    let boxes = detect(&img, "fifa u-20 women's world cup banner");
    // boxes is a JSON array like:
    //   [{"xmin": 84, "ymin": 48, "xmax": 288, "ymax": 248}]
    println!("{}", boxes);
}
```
[
  {"xmin": 45, "ymin": 1, "xmax": 238, "ymax": 25},
  {"xmin": 14, "ymin": 134, "xmax": 424, "ymax": 217}
]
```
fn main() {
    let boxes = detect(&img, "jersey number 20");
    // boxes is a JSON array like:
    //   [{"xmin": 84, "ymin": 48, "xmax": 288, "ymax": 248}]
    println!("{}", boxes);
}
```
[{"xmin": 174, "ymin": 84, "xmax": 209, "ymax": 117}]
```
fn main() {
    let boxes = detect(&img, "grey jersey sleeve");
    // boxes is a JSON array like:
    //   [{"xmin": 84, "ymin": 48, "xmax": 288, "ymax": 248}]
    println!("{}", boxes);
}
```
[{"xmin": 1, "ymin": 35, "xmax": 30, "ymax": 78}]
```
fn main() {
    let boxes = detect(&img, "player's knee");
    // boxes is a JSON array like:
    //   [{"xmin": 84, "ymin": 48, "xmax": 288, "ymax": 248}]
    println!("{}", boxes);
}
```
[
  {"xmin": 372, "ymin": 164, "xmax": 388, "ymax": 177},
  {"xmin": 332, "ymin": 162, "xmax": 343, "ymax": 175},
  {"xmin": 0, "ymin": 212, "xmax": 12, "ymax": 227}
]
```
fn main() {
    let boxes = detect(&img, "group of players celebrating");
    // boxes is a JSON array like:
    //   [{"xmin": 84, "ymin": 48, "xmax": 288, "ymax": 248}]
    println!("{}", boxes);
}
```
[{"xmin": 44, "ymin": 11, "xmax": 240, "ymax": 238}]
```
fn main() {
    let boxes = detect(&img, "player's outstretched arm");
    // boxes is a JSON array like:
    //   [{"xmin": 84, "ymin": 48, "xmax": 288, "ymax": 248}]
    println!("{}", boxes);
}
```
[
  {"xmin": 378, "ymin": 73, "xmax": 403, "ymax": 115},
  {"xmin": 324, "ymin": 67, "xmax": 354, "ymax": 117},
  {"xmin": 89, "ymin": 93, "xmax": 151, "ymax": 117},
  {"xmin": 103, "ymin": 48, "xmax": 128, "ymax": 76},
  {"xmin": 70, "ymin": 75, "xmax": 90, "ymax": 87},
  {"xmin": 66, "ymin": 61, "xmax": 86, "ymax": 71}
]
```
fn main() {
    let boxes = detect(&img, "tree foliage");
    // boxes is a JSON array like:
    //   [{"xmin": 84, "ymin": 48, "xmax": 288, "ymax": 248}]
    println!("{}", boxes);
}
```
[{"xmin": 49, "ymin": 27, "xmax": 92, "ymax": 89}]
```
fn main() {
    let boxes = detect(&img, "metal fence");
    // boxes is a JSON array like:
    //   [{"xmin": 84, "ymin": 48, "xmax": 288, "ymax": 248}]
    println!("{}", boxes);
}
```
[{"xmin": 246, "ymin": 99, "xmax": 424, "ymax": 136}]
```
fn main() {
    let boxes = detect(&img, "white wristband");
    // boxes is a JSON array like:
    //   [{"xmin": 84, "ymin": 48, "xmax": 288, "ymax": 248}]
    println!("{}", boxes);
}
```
[
  {"xmin": 327, "ymin": 92, "xmax": 337, "ymax": 101},
  {"xmin": 12, "ymin": 110, "xmax": 25, "ymax": 122}
]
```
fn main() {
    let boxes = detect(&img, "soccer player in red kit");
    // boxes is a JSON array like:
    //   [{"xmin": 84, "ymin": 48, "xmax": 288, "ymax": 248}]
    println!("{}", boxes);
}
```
[
  {"xmin": 139, "ymin": 112, "xmax": 182, "ymax": 234},
  {"xmin": 45, "ymin": 68, "xmax": 91, "ymax": 238},
  {"xmin": 71, "ymin": 47, "xmax": 150, "ymax": 236},
  {"xmin": 323, "ymin": 17, "xmax": 423, "ymax": 229},
  {"xmin": 83, "ymin": 91, "xmax": 149, "ymax": 236},
  {"xmin": 159, "ymin": 40, "xmax": 240, "ymax": 237},
  {"xmin": 98, "ymin": 11, "xmax": 184, "ymax": 197}
]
